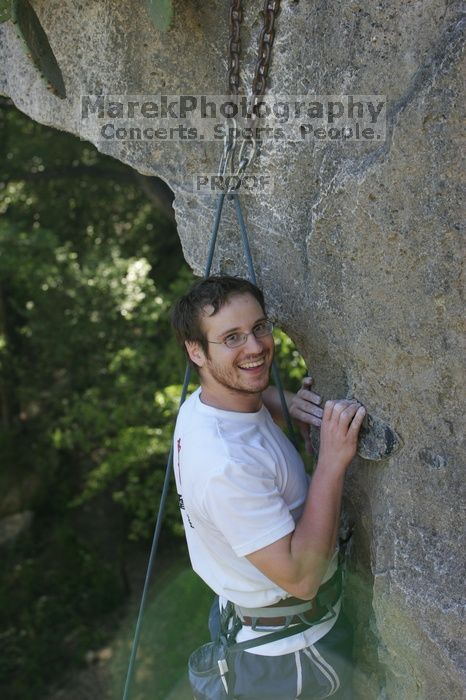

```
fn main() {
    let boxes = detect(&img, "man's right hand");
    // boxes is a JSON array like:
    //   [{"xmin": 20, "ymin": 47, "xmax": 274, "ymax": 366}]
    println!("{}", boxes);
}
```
[
  {"xmin": 246, "ymin": 399, "xmax": 366, "ymax": 600},
  {"xmin": 317, "ymin": 399, "xmax": 366, "ymax": 472}
]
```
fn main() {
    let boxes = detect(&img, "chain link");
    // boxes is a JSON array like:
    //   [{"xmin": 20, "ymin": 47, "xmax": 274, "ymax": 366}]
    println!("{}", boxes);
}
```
[
  {"xmin": 227, "ymin": 0, "xmax": 282, "ymax": 105},
  {"xmin": 220, "ymin": 0, "xmax": 281, "ymax": 192},
  {"xmin": 249, "ymin": 0, "xmax": 282, "ymax": 115},
  {"xmin": 228, "ymin": 0, "xmax": 243, "ymax": 96}
]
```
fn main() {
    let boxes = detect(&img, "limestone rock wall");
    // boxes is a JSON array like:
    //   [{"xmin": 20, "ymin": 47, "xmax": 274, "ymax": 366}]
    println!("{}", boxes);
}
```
[{"xmin": 1, "ymin": 1, "xmax": 464, "ymax": 697}]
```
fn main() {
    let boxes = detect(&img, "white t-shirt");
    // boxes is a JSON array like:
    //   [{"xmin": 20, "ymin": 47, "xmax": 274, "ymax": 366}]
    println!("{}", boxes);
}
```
[{"xmin": 173, "ymin": 387, "xmax": 339, "ymax": 655}]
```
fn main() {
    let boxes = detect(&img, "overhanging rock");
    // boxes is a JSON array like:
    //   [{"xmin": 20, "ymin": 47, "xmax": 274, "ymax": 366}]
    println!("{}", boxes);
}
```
[{"xmin": 1, "ymin": 1, "xmax": 464, "ymax": 697}]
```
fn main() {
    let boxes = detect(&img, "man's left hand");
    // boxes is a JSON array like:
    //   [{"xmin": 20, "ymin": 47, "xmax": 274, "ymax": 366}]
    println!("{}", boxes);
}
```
[{"xmin": 289, "ymin": 376, "xmax": 323, "ymax": 454}]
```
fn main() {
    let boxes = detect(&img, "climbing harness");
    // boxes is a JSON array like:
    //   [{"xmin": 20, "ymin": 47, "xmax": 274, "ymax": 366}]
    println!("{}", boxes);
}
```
[
  {"xmin": 188, "ymin": 591, "xmax": 339, "ymax": 700},
  {"xmin": 187, "ymin": 568, "xmax": 342, "ymax": 698},
  {"xmin": 122, "ymin": 5, "xmax": 292, "ymax": 698}
]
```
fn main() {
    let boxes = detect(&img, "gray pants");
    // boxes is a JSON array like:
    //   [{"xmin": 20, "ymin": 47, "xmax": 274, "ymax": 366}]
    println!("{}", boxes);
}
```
[{"xmin": 208, "ymin": 597, "xmax": 353, "ymax": 700}]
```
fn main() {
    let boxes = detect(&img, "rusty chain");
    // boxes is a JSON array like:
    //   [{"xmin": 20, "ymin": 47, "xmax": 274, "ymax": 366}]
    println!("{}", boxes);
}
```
[
  {"xmin": 228, "ymin": 0, "xmax": 243, "ymax": 96},
  {"xmin": 228, "ymin": 0, "xmax": 282, "ymax": 113},
  {"xmin": 221, "ymin": 0, "xmax": 282, "ymax": 189},
  {"xmin": 249, "ymin": 0, "xmax": 282, "ymax": 116}
]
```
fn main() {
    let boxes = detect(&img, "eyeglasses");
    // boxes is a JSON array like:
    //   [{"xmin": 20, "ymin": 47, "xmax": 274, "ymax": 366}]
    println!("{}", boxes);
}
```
[{"xmin": 207, "ymin": 320, "xmax": 274, "ymax": 349}]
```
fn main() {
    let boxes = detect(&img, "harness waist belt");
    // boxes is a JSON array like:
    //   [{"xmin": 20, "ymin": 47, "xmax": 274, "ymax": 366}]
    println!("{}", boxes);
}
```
[{"xmin": 235, "ymin": 568, "xmax": 342, "ymax": 628}]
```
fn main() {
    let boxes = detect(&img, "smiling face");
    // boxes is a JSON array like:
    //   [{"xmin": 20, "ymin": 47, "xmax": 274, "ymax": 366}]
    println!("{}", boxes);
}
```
[{"xmin": 185, "ymin": 292, "xmax": 275, "ymax": 412}]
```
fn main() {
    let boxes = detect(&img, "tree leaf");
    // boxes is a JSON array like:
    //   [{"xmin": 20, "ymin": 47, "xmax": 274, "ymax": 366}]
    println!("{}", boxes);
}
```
[
  {"xmin": 12, "ymin": 0, "xmax": 66, "ymax": 98},
  {"xmin": 0, "ymin": 0, "xmax": 12, "ymax": 23},
  {"xmin": 145, "ymin": 0, "xmax": 173, "ymax": 32}
]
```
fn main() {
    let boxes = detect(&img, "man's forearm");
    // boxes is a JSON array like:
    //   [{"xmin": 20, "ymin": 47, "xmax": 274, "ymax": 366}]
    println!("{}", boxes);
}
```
[
  {"xmin": 246, "ymin": 399, "xmax": 364, "ymax": 601},
  {"xmin": 289, "ymin": 461, "xmax": 345, "ymax": 597}
]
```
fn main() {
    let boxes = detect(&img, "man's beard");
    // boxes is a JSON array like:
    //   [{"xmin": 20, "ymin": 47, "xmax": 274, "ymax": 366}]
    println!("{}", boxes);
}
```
[{"xmin": 203, "ymin": 351, "xmax": 272, "ymax": 395}]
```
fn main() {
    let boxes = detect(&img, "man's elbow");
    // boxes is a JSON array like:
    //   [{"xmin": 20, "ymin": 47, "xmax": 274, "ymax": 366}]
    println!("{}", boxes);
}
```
[
  {"xmin": 284, "ymin": 552, "xmax": 329, "ymax": 600},
  {"xmin": 284, "ymin": 575, "xmax": 321, "ymax": 601}
]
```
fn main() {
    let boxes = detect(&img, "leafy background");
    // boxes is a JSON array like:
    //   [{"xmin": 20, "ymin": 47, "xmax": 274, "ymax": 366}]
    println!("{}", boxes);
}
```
[{"xmin": 0, "ymin": 99, "xmax": 307, "ymax": 699}]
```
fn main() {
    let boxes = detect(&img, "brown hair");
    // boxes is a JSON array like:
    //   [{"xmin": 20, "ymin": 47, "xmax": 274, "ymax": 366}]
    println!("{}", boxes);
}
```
[{"xmin": 171, "ymin": 275, "xmax": 266, "ymax": 355}]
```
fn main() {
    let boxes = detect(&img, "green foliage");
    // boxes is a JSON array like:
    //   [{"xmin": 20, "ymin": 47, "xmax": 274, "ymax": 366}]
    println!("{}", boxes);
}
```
[
  {"xmin": 0, "ymin": 216, "xmax": 190, "ymax": 530},
  {"xmin": 0, "ymin": 0, "xmax": 12, "ymax": 23},
  {"xmin": 273, "ymin": 328, "xmax": 307, "ymax": 391},
  {"xmin": 145, "ymin": 0, "xmax": 174, "ymax": 32},
  {"xmin": 74, "ymin": 382, "xmax": 199, "ymax": 541},
  {"xmin": 0, "ymin": 103, "xmax": 309, "ymax": 699},
  {"xmin": 12, "ymin": 0, "xmax": 66, "ymax": 98},
  {"xmin": 0, "ymin": 526, "xmax": 124, "ymax": 699},
  {"xmin": 0, "ymin": 103, "xmax": 194, "ymax": 697},
  {"xmin": 0, "ymin": 107, "xmax": 307, "ymax": 546}
]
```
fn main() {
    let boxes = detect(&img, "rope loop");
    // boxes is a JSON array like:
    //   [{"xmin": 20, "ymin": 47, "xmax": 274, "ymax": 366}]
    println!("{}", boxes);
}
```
[
  {"xmin": 219, "ymin": 131, "xmax": 257, "ymax": 193},
  {"xmin": 235, "ymin": 135, "xmax": 257, "ymax": 174},
  {"xmin": 218, "ymin": 117, "xmax": 238, "ymax": 178}
]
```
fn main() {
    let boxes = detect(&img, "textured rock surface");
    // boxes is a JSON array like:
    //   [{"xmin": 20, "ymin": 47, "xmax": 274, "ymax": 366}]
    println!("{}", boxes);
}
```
[{"xmin": 1, "ymin": 1, "xmax": 464, "ymax": 697}]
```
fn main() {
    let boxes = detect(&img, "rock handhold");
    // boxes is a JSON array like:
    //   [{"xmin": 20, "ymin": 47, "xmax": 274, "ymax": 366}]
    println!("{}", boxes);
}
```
[{"xmin": 356, "ymin": 410, "xmax": 403, "ymax": 461}]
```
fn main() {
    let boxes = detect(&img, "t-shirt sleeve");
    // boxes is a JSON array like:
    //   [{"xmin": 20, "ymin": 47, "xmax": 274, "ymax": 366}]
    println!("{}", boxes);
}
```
[{"xmin": 202, "ymin": 460, "xmax": 296, "ymax": 557}]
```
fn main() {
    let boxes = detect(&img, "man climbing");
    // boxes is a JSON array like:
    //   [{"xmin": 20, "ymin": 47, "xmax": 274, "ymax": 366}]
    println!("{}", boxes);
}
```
[{"xmin": 171, "ymin": 274, "xmax": 365, "ymax": 699}]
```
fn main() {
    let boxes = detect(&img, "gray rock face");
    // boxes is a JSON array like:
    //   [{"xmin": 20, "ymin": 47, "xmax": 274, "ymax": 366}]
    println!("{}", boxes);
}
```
[{"xmin": 1, "ymin": 1, "xmax": 464, "ymax": 697}]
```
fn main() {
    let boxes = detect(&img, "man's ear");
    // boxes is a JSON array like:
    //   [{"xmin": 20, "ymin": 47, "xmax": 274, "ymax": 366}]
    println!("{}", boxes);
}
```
[{"xmin": 185, "ymin": 340, "xmax": 206, "ymax": 369}]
